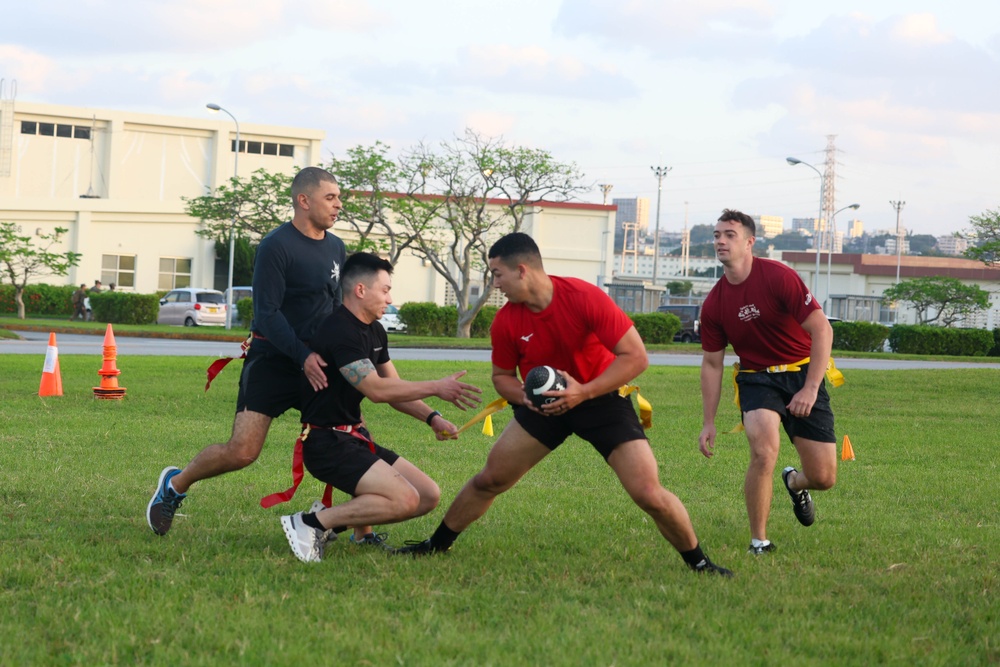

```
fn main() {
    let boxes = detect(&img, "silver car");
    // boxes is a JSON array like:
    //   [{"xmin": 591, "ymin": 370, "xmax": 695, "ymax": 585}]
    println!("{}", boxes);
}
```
[{"xmin": 157, "ymin": 288, "xmax": 227, "ymax": 327}]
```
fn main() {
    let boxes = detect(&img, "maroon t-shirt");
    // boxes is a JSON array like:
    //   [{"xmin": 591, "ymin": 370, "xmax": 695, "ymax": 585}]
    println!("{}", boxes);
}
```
[{"xmin": 700, "ymin": 258, "xmax": 820, "ymax": 371}]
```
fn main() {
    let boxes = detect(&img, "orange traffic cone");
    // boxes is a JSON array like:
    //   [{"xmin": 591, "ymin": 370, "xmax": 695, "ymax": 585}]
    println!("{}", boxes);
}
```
[
  {"xmin": 841, "ymin": 435, "xmax": 855, "ymax": 461},
  {"xmin": 38, "ymin": 332, "xmax": 63, "ymax": 397},
  {"xmin": 93, "ymin": 324, "xmax": 126, "ymax": 400}
]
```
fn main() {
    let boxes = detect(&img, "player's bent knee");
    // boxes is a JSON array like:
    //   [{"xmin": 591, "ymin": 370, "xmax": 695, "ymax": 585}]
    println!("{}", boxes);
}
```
[
  {"xmin": 222, "ymin": 438, "xmax": 263, "ymax": 468},
  {"xmin": 471, "ymin": 467, "xmax": 515, "ymax": 496},
  {"xmin": 811, "ymin": 469, "xmax": 836, "ymax": 490},
  {"xmin": 389, "ymin": 485, "xmax": 421, "ymax": 519}
]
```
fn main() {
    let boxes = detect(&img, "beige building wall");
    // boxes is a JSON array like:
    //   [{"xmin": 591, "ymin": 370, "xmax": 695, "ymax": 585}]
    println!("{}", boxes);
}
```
[{"xmin": 1, "ymin": 101, "xmax": 324, "ymax": 292}]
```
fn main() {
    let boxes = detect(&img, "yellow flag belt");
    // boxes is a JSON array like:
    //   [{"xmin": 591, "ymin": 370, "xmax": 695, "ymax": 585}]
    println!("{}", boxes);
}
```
[{"xmin": 728, "ymin": 357, "xmax": 845, "ymax": 433}]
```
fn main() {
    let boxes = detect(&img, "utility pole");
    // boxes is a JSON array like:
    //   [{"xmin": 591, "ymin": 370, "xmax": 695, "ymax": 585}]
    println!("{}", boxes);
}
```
[
  {"xmin": 598, "ymin": 183, "xmax": 613, "ymax": 205},
  {"xmin": 682, "ymin": 200, "xmax": 690, "ymax": 278},
  {"xmin": 650, "ymin": 165, "xmax": 671, "ymax": 285},
  {"xmin": 890, "ymin": 200, "xmax": 906, "ymax": 284}
]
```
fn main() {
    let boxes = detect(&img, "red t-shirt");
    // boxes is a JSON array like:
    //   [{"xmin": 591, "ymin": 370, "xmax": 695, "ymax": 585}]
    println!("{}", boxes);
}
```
[
  {"xmin": 491, "ymin": 276, "xmax": 634, "ymax": 383},
  {"xmin": 700, "ymin": 257, "xmax": 820, "ymax": 371}
]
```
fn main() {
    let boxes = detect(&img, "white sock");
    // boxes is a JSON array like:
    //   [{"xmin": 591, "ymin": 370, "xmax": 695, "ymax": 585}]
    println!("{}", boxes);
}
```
[{"xmin": 751, "ymin": 538, "xmax": 770, "ymax": 548}]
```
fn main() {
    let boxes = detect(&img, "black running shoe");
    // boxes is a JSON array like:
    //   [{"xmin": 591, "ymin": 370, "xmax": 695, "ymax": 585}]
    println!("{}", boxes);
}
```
[
  {"xmin": 393, "ymin": 539, "xmax": 448, "ymax": 556},
  {"xmin": 146, "ymin": 466, "xmax": 186, "ymax": 536},
  {"xmin": 691, "ymin": 558, "xmax": 734, "ymax": 577},
  {"xmin": 351, "ymin": 532, "xmax": 392, "ymax": 551},
  {"xmin": 747, "ymin": 541, "xmax": 776, "ymax": 555},
  {"xmin": 782, "ymin": 466, "xmax": 815, "ymax": 526}
]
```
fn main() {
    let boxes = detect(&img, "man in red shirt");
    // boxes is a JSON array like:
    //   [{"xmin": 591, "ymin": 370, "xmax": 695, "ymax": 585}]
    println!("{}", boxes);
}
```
[
  {"xmin": 699, "ymin": 209, "xmax": 837, "ymax": 556},
  {"xmin": 398, "ymin": 232, "xmax": 731, "ymax": 576}
]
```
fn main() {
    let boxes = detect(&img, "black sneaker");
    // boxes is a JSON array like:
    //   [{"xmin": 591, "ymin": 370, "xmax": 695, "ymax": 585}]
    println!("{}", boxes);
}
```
[
  {"xmin": 350, "ymin": 532, "xmax": 392, "ymax": 551},
  {"xmin": 393, "ymin": 539, "xmax": 448, "ymax": 556},
  {"xmin": 690, "ymin": 558, "xmax": 734, "ymax": 577},
  {"xmin": 782, "ymin": 466, "xmax": 815, "ymax": 526},
  {"xmin": 747, "ymin": 541, "xmax": 776, "ymax": 555},
  {"xmin": 146, "ymin": 466, "xmax": 186, "ymax": 536}
]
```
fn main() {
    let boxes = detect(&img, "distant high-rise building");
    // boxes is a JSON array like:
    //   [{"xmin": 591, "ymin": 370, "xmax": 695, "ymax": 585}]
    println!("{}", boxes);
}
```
[
  {"xmin": 753, "ymin": 215, "xmax": 784, "ymax": 238},
  {"xmin": 613, "ymin": 197, "xmax": 650, "ymax": 252},
  {"xmin": 846, "ymin": 218, "xmax": 863, "ymax": 238},
  {"xmin": 937, "ymin": 235, "xmax": 969, "ymax": 256},
  {"xmin": 792, "ymin": 217, "xmax": 825, "ymax": 234}
]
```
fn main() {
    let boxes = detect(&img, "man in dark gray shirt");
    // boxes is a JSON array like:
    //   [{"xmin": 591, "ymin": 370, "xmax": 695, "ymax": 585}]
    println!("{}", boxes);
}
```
[{"xmin": 147, "ymin": 167, "xmax": 347, "ymax": 537}]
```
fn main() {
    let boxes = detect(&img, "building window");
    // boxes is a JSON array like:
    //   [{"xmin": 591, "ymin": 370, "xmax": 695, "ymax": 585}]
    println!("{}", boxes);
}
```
[
  {"xmin": 263, "ymin": 142, "xmax": 278, "ymax": 156},
  {"xmin": 20, "ymin": 121, "xmax": 37, "ymax": 134},
  {"xmin": 102, "ymin": 254, "xmax": 136, "ymax": 289},
  {"xmin": 56, "ymin": 124, "xmax": 73, "ymax": 138},
  {"xmin": 246, "ymin": 141, "xmax": 262, "ymax": 154},
  {"xmin": 38, "ymin": 123, "xmax": 55, "ymax": 136},
  {"xmin": 158, "ymin": 257, "xmax": 192, "ymax": 290},
  {"xmin": 74, "ymin": 126, "xmax": 91, "ymax": 140},
  {"xmin": 279, "ymin": 144, "xmax": 294, "ymax": 157},
  {"xmin": 230, "ymin": 140, "xmax": 295, "ymax": 157}
]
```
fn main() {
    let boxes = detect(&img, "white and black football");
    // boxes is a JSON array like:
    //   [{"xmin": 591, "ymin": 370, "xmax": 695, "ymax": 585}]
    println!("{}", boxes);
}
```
[{"xmin": 523, "ymin": 365, "xmax": 567, "ymax": 408}]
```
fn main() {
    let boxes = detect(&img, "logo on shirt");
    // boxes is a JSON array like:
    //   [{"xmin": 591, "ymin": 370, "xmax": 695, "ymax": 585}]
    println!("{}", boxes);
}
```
[
  {"xmin": 521, "ymin": 333, "xmax": 534, "ymax": 343},
  {"xmin": 738, "ymin": 304, "xmax": 761, "ymax": 322},
  {"xmin": 805, "ymin": 292, "xmax": 813, "ymax": 306},
  {"xmin": 331, "ymin": 261, "xmax": 340, "ymax": 282},
  {"xmin": 373, "ymin": 346, "xmax": 383, "ymax": 353}
]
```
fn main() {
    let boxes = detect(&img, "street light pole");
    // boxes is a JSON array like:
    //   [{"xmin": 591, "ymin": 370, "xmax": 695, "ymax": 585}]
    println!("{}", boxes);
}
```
[
  {"xmin": 787, "ymin": 157, "xmax": 825, "ymax": 298},
  {"xmin": 826, "ymin": 203, "xmax": 860, "ymax": 313},
  {"xmin": 650, "ymin": 165, "xmax": 671, "ymax": 286},
  {"xmin": 206, "ymin": 103, "xmax": 239, "ymax": 330},
  {"xmin": 890, "ymin": 200, "xmax": 906, "ymax": 284}
]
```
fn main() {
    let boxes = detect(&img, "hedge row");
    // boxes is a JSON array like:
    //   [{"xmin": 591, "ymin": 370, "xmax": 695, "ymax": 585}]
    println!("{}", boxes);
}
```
[
  {"xmin": 0, "ymin": 284, "xmax": 76, "ymax": 316},
  {"xmin": 991, "ymin": 328, "xmax": 1000, "ymax": 357},
  {"xmin": 629, "ymin": 311, "xmax": 682, "ymax": 345},
  {"xmin": 89, "ymin": 292, "xmax": 159, "ymax": 325},
  {"xmin": 831, "ymin": 321, "xmax": 889, "ymax": 353},
  {"xmin": 397, "ymin": 303, "xmax": 499, "ymax": 338},
  {"xmin": 888, "ymin": 325, "xmax": 994, "ymax": 356}
]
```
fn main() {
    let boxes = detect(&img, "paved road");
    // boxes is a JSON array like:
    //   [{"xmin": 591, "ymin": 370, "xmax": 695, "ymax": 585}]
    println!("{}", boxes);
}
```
[{"xmin": 5, "ymin": 330, "xmax": 999, "ymax": 370}]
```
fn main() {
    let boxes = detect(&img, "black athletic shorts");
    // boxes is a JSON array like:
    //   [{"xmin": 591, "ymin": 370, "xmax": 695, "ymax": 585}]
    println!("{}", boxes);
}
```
[
  {"xmin": 514, "ymin": 391, "xmax": 647, "ymax": 461},
  {"xmin": 301, "ymin": 426, "xmax": 400, "ymax": 497},
  {"xmin": 736, "ymin": 363, "xmax": 836, "ymax": 443},
  {"xmin": 235, "ymin": 348, "xmax": 302, "ymax": 418}
]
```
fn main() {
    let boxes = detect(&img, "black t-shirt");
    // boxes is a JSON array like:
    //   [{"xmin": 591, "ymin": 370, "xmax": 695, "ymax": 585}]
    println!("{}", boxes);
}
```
[
  {"xmin": 301, "ymin": 305, "xmax": 390, "ymax": 427},
  {"xmin": 250, "ymin": 222, "xmax": 347, "ymax": 366}
]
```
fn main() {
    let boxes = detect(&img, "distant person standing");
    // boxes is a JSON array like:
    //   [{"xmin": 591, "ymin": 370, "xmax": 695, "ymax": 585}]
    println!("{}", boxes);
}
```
[
  {"xmin": 109, "ymin": 283, "xmax": 117, "ymax": 292},
  {"xmin": 70, "ymin": 284, "xmax": 87, "ymax": 321},
  {"xmin": 90, "ymin": 280, "xmax": 103, "ymax": 294},
  {"xmin": 147, "ymin": 166, "xmax": 348, "ymax": 538},
  {"xmin": 698, "ymin": 209, "xmax": 838, "ymax": 556}
]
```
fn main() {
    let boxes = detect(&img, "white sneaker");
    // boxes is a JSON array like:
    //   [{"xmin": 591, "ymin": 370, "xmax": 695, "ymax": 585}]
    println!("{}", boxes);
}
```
[
  {"xmin": 308, "ymin": 500, "xmax": 336, "ymax": 545},
  {"xmin": 280, "ymin": 512, "xmax": 324, "ymax": 563}
]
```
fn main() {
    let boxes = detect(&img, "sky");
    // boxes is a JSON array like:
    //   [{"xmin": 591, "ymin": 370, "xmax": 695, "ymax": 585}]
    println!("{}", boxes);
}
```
[{"xmin": 2, "ymin": 0, "xmax": 999, "ymax": 239}]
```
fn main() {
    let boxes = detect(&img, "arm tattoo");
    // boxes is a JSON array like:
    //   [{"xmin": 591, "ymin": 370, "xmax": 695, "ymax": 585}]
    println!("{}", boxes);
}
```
[{"xmin": 340, "ymin": 359, "xmax": 376, "ymax": 387}]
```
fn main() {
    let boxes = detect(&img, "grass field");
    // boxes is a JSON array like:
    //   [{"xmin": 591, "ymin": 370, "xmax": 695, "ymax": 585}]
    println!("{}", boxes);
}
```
[{"xmin": 1, "ymin": 354, "xmax": 997, "ymax": 666}]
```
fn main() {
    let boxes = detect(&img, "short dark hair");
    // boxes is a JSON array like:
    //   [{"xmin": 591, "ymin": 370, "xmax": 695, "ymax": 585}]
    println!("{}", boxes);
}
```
[
  {"xmin": 718, "ymin": 209, "xmax": 755, "ymax": 236},
  {"xmin": 488, "ymin": 232, "xmax": 543, "ymax": 269},
  {"xmin": 342, "ymin": 252, "xmax": 393, "ymax": 291},
  {"xmin": 291, "ymin": 167, "xmax": 338, "ymax": 207}
]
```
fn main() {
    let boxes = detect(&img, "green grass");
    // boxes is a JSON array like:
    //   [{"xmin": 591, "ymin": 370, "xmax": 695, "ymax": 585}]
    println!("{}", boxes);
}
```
[{"xmin": 1, "ymin": 356, "xmax": 997, "ymax": 665}]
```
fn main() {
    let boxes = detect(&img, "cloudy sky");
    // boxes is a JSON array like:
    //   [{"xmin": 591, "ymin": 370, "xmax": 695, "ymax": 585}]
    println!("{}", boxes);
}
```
[{"xmin": 2, "ymin": 0, "xmax": 998, "ymax": 238}]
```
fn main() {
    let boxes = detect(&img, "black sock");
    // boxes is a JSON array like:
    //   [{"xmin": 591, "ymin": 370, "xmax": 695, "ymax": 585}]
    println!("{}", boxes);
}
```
[
  {"xmin": 680, "ymin": 543, "xmax": 709, "ymax": 569},
  {"xmin": 301, "ymin": 512, "xmax": 324, "ymax": 530},
  {"xmin": 430, "ymin": 521, "xmax": 461, "ymax": 550}
]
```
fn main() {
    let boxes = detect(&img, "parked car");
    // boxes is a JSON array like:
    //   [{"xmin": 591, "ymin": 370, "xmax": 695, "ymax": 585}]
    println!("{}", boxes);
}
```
[
  {"xmin": 377, "ymin": 304, "xmax": 406, "ymax": 332},
  {"xmin": 158, "ymin": 288, "xmax": 227, "ymax": 327},
  {"xmin": 224, "ymin": 286, "xmax": 253, "ymax": 305},
  {"xmin": 657, "ymin": 304, "xmax": 701, "ymax": 343}
]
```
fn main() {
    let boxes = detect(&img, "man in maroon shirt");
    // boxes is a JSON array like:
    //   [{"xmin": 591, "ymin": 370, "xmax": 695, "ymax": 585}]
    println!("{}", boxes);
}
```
[
  {"xmin": 698, "ymin": 209, "xmax": 838, "ymax": 556},
  {"xmin": 398, "ymin": 232, "xmax": 732, "ymax": 577}
]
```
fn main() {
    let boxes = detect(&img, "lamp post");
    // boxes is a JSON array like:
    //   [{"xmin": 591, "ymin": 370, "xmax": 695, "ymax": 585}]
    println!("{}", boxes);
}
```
[
  {"xmin": 786, "ymin": 157, "xmax": 825, "ymax": 298},
  {"xmin": 890, "ymin": 200, "xmax": 906, "ymax": 284},
  {"xmin": 826, "ymin": 203, "xmax": 860, "ymax": 313},
  {"xmin": 206, "ymin": 103, "xmax": 239, "ymax": 330},
  {"xmin": 650, "ymin": 165, "xmax": 671, "ymax": 286}
]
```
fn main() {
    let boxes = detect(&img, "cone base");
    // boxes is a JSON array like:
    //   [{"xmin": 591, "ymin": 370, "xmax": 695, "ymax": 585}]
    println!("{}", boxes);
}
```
[{"xmin": 93, "ymin": 388, "xmax": 127, "ymax": 400}]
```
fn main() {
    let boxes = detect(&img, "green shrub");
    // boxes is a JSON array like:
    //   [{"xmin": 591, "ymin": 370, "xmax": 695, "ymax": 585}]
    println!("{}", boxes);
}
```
[
  {"xmin": 888, "ymin": 324, "xmax": 993, "ymax": 356},
  {"xmin": 471, "ymin": 305, "xmax": 499, "ymax": 338},
  {"xmin": 831, "ymin": 321, "xmax": 889, "ymax": 352},
  {"xmin": 0, "ymin": 284, "xmax": 77, "ymax": 316},
  {"xmin": 236, "ymin": 297, "xmax": 253, "ymax": 328},
  {"xmin": 89, "ymin": 291, "xmax": 159, "ymax": 325},
  {"xmin": 398, "ymin": 302, "xmax": 444, "ymax": 336},
  {"xmin": 629, "ymin": 311, "xmax": 680, "ymax": 345},
  {"xmin": 990, "ymin": 328, "xmax": 1000, "ymax": 357}
]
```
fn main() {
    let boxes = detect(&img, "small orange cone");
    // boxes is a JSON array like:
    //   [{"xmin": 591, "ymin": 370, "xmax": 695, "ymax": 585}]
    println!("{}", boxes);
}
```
[
  {"xmin": 93, "ymin": 324, "xmax": 126, "ymax": 400},
  {"xmin": 841, "ymin": 435, "xmax": 855, "ymax": 461},
  {"xmin": 38, "ymin": 332, "xmax": 63, "ymax": 397}
]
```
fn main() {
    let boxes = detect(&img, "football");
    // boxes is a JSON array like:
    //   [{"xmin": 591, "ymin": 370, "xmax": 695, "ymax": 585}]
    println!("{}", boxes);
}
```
[{"xmin": 523, "ymin": 365, "xmax": 567, "ymax": 408}]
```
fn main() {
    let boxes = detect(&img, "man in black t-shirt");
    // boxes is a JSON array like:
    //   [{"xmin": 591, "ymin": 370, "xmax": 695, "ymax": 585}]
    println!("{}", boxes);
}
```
[
  {"xmin": 147, "ymin": 167, "xmax": 348, "ymax": 538},
  {"xmin": 278, "ymin": 252, "xmax": 482, "ymax": 563}
]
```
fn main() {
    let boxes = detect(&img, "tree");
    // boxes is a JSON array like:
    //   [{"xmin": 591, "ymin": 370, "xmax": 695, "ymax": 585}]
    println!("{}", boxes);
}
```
[
  {"xmin": 184, "ymin": 168, "xmax": 295, "ymax": 266},
  {"xmin": 666, "ymin": 280, "xmax": 693, "ymax": 296},
  {"xmin": 908, "ymin": 234, "xmax": 939, "ymax": 256},
  {"xmin": 881, "ymin": 276, "xmax": 990, "ymax": 327},
  {"xmin": 389, "ymin": 130, "xmax": 587, "ymax": 338},
  {"xmin": 0, "ymin": 223, "xmax": 81, "ymax": 319},
  {"xmin": 689, "ymin": 224, "xmax": 714, "ymax": 245},
  {"xmin": 964, "ymin": 207, "xmax": 1000, "ymax": 266},
  {"xmin": 769, "ymin": 232, "xmax": 811, "ymax": 251}
]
